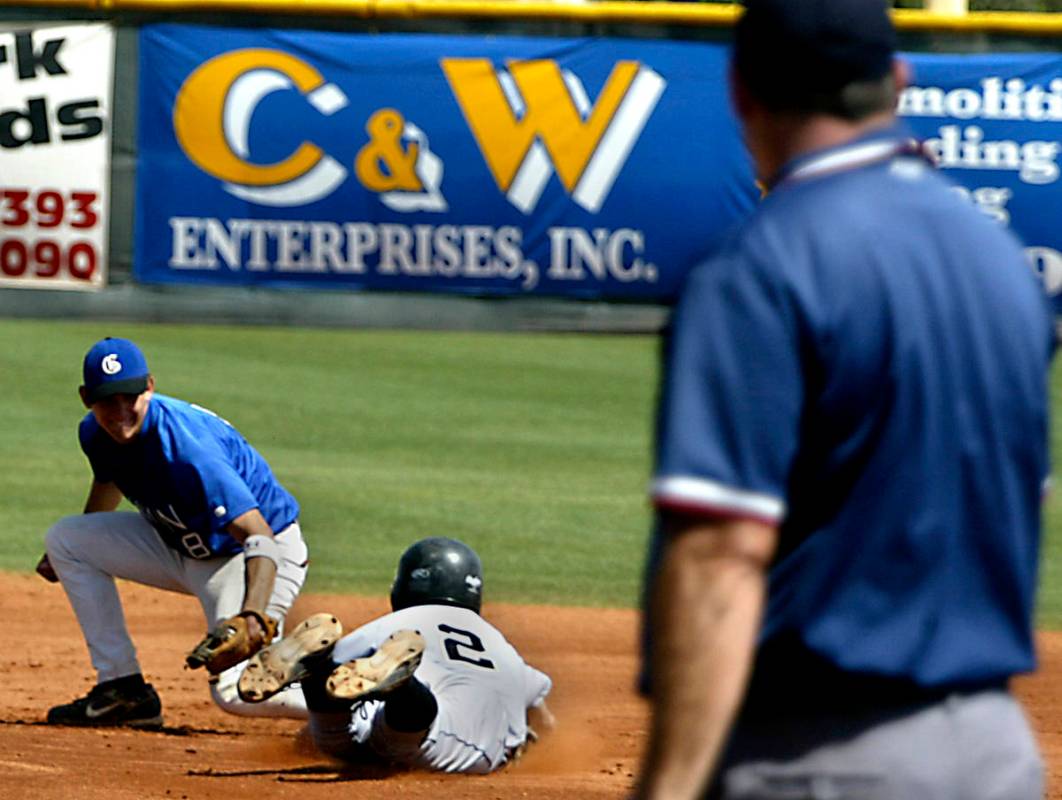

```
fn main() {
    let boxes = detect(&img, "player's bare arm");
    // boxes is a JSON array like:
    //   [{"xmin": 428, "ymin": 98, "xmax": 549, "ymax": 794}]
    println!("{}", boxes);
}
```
[
  {"xmin": 636, "ymin": 513, "xmax": 777, "ymax": 800},
  {"xmin": 226, "ymin": 508, "xmax": 279, "ymax": 642},
  {"xmin": 36, "ymin": 480, "xmax": 124, "ymax": 583},
  {"xmin": 84, "ymin": 480, "xmax": 124, "ymax": 513},
  {"xmin": 183, "ymin": 509, "xmax": 284, "ymax": 675}
]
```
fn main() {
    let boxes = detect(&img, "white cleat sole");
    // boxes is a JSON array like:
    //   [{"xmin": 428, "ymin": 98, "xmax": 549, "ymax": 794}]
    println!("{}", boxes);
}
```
[
  {"xmin": 238, "ymin": 612, "xmax": 343, "ymax": 703},
  {"xmin": 326, "ymin": 629, "xmax": 425, "ymax": 702}
]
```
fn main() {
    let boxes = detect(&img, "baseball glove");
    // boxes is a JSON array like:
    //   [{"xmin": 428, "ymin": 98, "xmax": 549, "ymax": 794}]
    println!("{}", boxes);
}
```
[{"xmin": 186, "ymin": 611, "xmax": 279, "ymax": 675}]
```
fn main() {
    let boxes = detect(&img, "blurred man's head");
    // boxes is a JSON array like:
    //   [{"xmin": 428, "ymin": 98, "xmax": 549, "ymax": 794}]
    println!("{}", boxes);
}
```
[
  {"xmin": 730, "ymin": 0, "xmax": 906, "ymax": 183},
  {"xmin": 732, "ymin": 0, "xmax": 899, "ymax": 121}
]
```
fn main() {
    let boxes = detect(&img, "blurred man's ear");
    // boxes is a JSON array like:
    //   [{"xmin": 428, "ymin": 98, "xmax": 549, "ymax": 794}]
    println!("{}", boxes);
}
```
[
  {"xmin": 892, "ymin": 58, "xmax": 910, "ymax": 94},
  {"xmin": 729, "ymin": 63, "xmax": 754, "ymax": 122},
  {"xmin": 78, "ymin": 386, "xmax": 91, "ymax": 408}
]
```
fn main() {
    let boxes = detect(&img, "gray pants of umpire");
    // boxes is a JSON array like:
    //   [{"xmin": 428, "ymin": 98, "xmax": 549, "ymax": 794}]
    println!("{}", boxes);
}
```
[{"xmin": 710, "ymin": 689, "xmax": 1043, "ymax": 799}]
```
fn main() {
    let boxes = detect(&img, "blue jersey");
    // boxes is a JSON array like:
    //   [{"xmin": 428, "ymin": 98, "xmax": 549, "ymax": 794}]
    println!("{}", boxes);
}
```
[
  {"xmin": 650, "ymin": 127, "xmax": 1054, "ymax": 688},
  {"xmin": 79, "ymin": 394, "xmax": 300, "ymax": 559}
]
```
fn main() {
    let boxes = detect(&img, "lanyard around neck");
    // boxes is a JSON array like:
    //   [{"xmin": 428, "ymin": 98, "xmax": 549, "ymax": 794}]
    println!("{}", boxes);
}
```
[{"xmin": 775, "ymin": 137, "xmax": 930, "ymax": 190}]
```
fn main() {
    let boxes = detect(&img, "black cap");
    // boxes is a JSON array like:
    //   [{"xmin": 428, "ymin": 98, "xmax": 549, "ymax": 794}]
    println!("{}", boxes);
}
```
[{"xmin": 734, "ymin": 0, "xmax": 896, "ymax": 109}]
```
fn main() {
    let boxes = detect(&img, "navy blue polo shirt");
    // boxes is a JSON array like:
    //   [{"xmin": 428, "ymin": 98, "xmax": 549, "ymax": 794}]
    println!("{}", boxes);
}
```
[
  {"xmin": 650, "ymin": 126, "xmax": 1054, "ymax": 688},
  {"xmin": 80, "ymin": 394, "xmax": 300, "ymax": 559}
]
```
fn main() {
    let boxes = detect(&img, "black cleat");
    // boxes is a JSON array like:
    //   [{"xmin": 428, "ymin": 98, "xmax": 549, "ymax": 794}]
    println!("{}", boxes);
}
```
[{"xmin": 47, "ymin": 677, "xmax": 163, "ymax": 729}]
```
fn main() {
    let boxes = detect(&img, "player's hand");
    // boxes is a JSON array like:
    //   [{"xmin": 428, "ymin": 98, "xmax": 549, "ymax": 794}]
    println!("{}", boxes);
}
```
[
  {"xmin": 243, "ymin": 611, "xmax": 266, "ymax": 644},
  {"xmin": 185, "ymin": 611, "xmax": 278, "ymax": 675},
  {"xmin": 35, "ymin": 553, "xmax": 59, "ymax": 583},
  {"xmin": 528, "ymin": 700, "xmax": 557, "ymax": 737}
]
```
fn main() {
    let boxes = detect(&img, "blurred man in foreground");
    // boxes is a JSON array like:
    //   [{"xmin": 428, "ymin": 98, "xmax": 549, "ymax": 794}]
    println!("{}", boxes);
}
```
[{"xmin": 636, "ymin": 1, "xmax": 1054, "ymax": 797}]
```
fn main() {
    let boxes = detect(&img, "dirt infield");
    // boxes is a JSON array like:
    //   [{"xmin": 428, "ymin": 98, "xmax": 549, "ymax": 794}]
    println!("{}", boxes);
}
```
[{"xmin": 1, "ymin": 572, "xmax": 1059, "ymax": 799}]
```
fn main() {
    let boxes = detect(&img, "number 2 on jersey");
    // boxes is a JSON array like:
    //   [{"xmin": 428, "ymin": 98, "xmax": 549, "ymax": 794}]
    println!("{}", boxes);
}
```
[{"xmin": 438, "ymin": 624, "xmax": 496, "ymax": 669}]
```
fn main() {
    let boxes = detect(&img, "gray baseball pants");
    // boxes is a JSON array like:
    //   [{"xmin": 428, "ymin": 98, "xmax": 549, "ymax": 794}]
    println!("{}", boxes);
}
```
[
  {"xmin": 711, "ymin": 688, "xmax": 1042, "ymax": 799},
  {"xmin": 45, "ymin": 510, "xmax": 309, "ymax": 719}
]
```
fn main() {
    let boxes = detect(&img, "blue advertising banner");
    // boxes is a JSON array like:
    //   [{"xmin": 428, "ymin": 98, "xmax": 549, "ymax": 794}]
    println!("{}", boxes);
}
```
[
  {"xmin": 898, "ymin": 54, "xmax": 1062, "ymax": 313},
  {"xmin": 135, "ymin": 25, "xmax": 757, "ymax": 299},
  {"xmin": 135, "ymin": 27, "xmax": 1062, "ymax": 305}
]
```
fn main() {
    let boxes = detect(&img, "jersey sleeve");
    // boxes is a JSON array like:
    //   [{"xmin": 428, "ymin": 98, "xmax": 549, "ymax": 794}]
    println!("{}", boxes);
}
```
[
  {"xmin": 652, "ymin": 246, "xmax": 803, "ymax": 525},
  {"xmin": 197, "ymin": 454, "xmax": 261, "ymax": 531},
  {"xmin": 522, "ymin": 663, "xmax": 552, "ymax": 709},
  {"xmin": 332, "ymin": 617, "xmax": 389, "ymax": 664},
  {"xmin": 188, "ymin": 456, "xmax": 261, "ymax": 532},
  {"xmin": 78, "ymin": 415, "xmax": 113, "ymax": 483}
]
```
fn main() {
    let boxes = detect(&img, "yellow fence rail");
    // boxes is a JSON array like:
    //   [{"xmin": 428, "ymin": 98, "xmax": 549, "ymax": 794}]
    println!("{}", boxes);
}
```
[{"xmin": 9, "ymin": 0, "xmax": 1062, "ymax": 35}]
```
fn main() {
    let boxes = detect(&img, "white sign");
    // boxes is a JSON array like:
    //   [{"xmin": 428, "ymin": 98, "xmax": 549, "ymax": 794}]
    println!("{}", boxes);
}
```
[{"xmin": 0, "ymin": 23, "xmax": 114, "ymax": 290}]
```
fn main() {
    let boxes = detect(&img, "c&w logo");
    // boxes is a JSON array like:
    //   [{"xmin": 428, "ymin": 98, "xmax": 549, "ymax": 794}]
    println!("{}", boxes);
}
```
[
  {"xmin": 442, "ymin": 58, "xmax": 666, "ymax": 214},
  {"xmin": 171, "ymin": 48, "xmax": 663, "ymax": 215}
]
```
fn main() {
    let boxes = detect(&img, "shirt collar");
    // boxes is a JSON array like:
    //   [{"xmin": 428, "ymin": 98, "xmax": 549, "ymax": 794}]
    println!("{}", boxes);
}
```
[{"xmin": 770, "ymin": 123, "xmax": 929, "ymax": 191}]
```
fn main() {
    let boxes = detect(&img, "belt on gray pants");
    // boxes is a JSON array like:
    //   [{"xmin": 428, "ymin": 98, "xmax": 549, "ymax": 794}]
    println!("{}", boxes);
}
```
[{"xmin": 740, "ymin": 643, "xmax": 1007, "ymax": 720}]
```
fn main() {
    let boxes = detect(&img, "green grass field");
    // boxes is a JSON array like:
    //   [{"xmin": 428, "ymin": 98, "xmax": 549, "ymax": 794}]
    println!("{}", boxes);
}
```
[
  {"xmin": 3, "ymin": 317, "xmax": 1062, "ymax": 625},
  {"xmin": 0, "ymin": 318, "xmax": 657, "ymax": 607}
]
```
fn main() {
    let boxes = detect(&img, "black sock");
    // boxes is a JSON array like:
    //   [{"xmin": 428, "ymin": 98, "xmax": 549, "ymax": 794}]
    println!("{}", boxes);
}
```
[
  {"xmin": 382, "ymin": 677, "xmax": 438, "ymax": 733},
  {"xmin": 299, "ymin": 651, "xmax": 354, "ymax": 714},
  {"xmin": 100, "ymin": 674, "xmax": 146, "ymax": 692}
]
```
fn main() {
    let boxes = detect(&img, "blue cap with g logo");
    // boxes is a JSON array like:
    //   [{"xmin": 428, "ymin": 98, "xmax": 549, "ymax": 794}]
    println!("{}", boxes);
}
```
[{"xmin": 82, "ymin": 338, "xmax": 151, "ymax": 404}]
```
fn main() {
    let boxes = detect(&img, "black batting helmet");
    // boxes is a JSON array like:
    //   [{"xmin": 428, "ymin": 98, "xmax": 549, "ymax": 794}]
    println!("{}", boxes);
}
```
[{"xmin": 390, "ymin": 537, "xmax": 484, "ymax": 614}]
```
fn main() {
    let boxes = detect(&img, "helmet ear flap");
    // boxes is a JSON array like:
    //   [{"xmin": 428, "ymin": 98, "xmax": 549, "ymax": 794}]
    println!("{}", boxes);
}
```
[{"xmin": 390, "ymin": 537, "xmax": 484, "ymax": 613}]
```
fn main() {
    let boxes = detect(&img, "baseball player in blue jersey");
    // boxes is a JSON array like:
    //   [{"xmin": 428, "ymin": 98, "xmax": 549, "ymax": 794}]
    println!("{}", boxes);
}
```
[
  {"xmin": 237, "ymin": 537, "xmax": 554, "ymax": 773},
  {"xmin": 37, "ymin": 337, "xmax": 311, "ymax": 727},
  {"xmin": 635, "ymin": 1, "xmax": 1054, "ymax": 798}
]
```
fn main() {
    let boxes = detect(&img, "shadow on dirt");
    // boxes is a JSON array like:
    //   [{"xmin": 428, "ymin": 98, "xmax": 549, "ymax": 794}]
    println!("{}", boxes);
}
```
[
  {"xmin": 188, "ymin": 764, "xmax": 407, "ymax": 782},
  {"xmin": 0, "ymin": 719, "xmax": 243, "ymax": 737}
]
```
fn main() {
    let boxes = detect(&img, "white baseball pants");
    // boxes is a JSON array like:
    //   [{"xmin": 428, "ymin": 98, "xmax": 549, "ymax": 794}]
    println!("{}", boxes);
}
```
[{"xmin": 45, "ymin": 510, "xmax": 309, "ymax": 719}]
